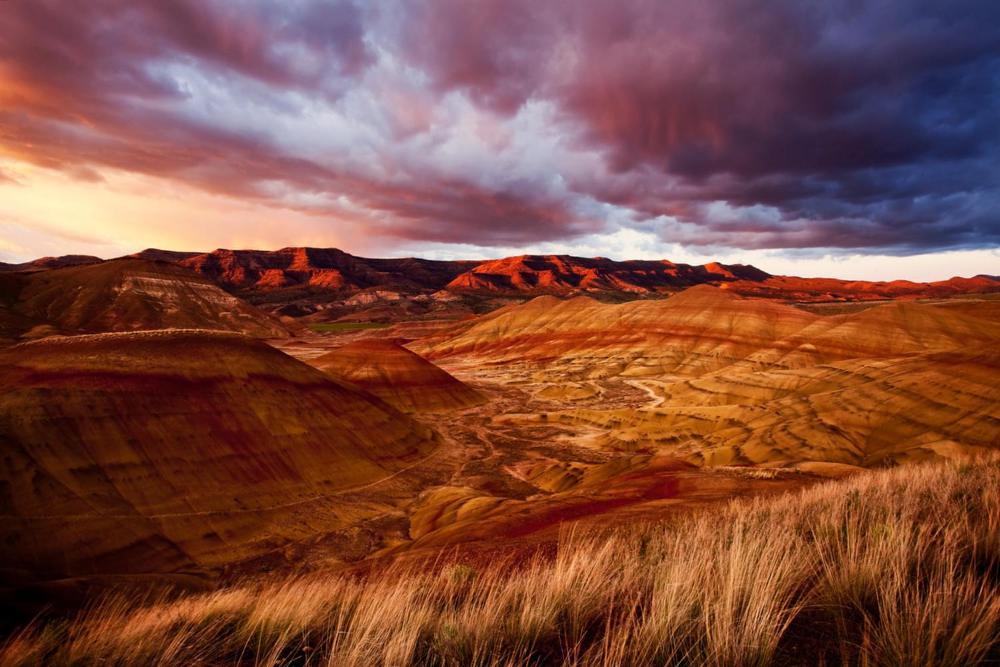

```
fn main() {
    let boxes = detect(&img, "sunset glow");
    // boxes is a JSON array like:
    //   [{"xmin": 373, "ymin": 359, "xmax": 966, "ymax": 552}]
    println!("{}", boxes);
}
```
[{"xmin": 1, "ymin": 1, "xmax": 997, "ymax": 279}]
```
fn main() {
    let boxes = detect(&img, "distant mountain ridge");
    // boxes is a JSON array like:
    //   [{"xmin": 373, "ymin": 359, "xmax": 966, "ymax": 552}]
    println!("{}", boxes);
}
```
[
  {"xmin": 444, "ymin": 255, "xmax": 770, "ymax": 293},
  {"xmin": 132, "ymin": 247, "xmax": 479, "ymax": 293},
  {"xmin": 156, "ymin": 248, "xmax": 772, "ymax": 295},
  {"xmin": 4, "ymin": 248, "xmax": 998, "ymax": 308}
]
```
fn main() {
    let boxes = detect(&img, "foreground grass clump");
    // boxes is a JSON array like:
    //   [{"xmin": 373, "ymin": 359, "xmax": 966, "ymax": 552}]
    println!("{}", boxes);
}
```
[{"xmin": 2, "ymin": 458, "xmax": 997, "ymax": 666}]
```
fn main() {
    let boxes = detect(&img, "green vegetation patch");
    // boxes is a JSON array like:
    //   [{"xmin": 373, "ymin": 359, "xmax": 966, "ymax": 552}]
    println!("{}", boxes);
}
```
[{"xmin": 307, "ymin": 321, "xmax": 392, "ymax": 333}]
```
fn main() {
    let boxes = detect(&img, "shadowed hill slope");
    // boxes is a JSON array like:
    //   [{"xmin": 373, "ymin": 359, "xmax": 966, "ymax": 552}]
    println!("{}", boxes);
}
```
[
  {"xmin": 0, "ymin": 258, "xmax": 289, "ymax": 340},
  {"xmin": 0, "ymin": 331, "xmax": 437, "ymax": 577},
  {"xmin": 5, "ymin": 459, "xmax": 994, "ymax": 667},
  {"xmin": 310, "ymin": 339, "xmax": 486, "ymax": 412}
]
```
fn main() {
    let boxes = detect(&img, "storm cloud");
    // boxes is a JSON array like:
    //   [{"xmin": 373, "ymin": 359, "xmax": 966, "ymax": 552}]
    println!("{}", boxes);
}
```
[{"xmin": 1, "ymin": 0, "xmax": 997, "ymax": 255}]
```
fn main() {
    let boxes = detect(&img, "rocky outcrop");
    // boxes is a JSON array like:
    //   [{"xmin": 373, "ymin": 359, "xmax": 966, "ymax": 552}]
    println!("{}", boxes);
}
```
[
  {"xmin": 416, "ymin": 285, "xmax": 999, "ymax": 377},
  {"xmin": 445, "ymin": 255, "xmax": 770, "ymax": 294}
]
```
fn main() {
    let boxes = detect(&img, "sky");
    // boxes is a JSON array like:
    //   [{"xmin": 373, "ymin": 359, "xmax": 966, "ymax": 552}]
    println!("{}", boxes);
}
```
[{"xmin": 1, "ymin": 0, "xmax": 998, "ymax": 281}]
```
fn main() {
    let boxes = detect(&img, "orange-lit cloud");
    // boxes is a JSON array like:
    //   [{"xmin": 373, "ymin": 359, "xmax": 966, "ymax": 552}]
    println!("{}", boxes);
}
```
[{"xmin": 0, "ymin": 166, "xmax": 362, "ymax": 258}]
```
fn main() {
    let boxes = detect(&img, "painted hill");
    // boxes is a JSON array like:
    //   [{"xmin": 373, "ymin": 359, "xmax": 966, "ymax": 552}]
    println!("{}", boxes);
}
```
[
  {"xmin": 0, "ymin": 330, "xmax": 437, "ymax": 577},
  {"xmin": 309, "ymin": 339, "xmax": 486, "ymax": 412},
  {"xmin": 0, "ymin": 258, "xmax": 290, "ymax": 340},
  {"xmin": 760, "ymin": 300, "xmax": 1000, "ymax": 363},
  {"xmin": 416, "ymin": 285, "xmax": 1000, "ymax": 378},
  {"xmin": 414, "ymin": 286, "xmax": 820, "ymax": 377},
  {"xmin": 420, "ymin": 284, "xmax": 1000, "ymax": 467},
  {"xmin": 6, "ymin": 249, "xmax": 1000, "ymax": 306}
]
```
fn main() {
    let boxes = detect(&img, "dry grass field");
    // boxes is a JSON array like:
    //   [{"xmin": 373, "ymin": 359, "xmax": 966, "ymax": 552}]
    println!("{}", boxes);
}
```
[{"xmin": 3, "ymin": 456, "xmax": 996, "ymax": 667}]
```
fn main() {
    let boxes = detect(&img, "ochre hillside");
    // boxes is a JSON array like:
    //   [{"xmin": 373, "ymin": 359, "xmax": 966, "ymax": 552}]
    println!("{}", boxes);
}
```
[
  {"xmin": 0, "ymin": 258, "xmax": 289, "ymax": 340},
  {"xmin": 415, "ymin": 286, "xmax": 820, "ymax": 377},
  {"xmin": 742, "ymin": 299, "xmax": 1000, "ymax": 368},
  {"xmin": 309, "ymin": 339, "xmax": 486, "ymax": 412},
  {"xmin": 416, "ymin": 285, "xmax": 1000, "ymax": 469},
  {"xmin": 0, "ymin": 331, "xmax": 437, "ymax": 578},
  {"xmin": 417, "ymin": 285, "xmax": 999, "ymax": 376}
]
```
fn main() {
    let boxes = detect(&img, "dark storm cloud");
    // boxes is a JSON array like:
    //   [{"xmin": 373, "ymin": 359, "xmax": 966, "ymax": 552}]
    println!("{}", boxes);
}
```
[
  {"xmin": 0, "ymin": 0, "xmax": 997, "ymax": 253},
  {"xmin": 0, "ymin": 0, "xmax": 585, "ymax": 243},
  {"xmin": 402, "ymin": 0, "xmax": 1000, "ymax": 252},
  {"xmin": 0, "ymin": 0, "xmax": 370, "ymax": 180},
  {"xmin": 0, "ymin": 0, "xmax": 372, "ymax": 106}
]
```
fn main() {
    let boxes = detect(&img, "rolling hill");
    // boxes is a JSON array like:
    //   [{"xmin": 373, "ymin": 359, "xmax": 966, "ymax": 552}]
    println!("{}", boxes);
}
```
[
  {"xmin": 309, "ymin": 339, "xmax": 486, "ymax": 412},
  {"xmin": 413, "ymin": 286, "xmax": 821, "ymax": 377},
  {"xmin": 0, "ymin": 330, "xmax": 438, "ymax": 578},
  {"xmin": 560, "ymin": 347, "xmax": 1000, "ymax": 467},
  {"xmin": 415, "ymin": 285, "xmax": 1000, "ymax": 468},
  {"xmin": 416, "ymin": 285, "xmax": 999, "ymax": 375}
]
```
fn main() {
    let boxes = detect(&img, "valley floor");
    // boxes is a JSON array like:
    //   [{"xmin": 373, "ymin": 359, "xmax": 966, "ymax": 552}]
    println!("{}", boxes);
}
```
[
  {"xmin": 240, "ymin": 335, "xmax": 837, "ymax": 579},
  {"xmin": 3, "ymin": 285, "xmax": 996, "ymax": 663}
]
